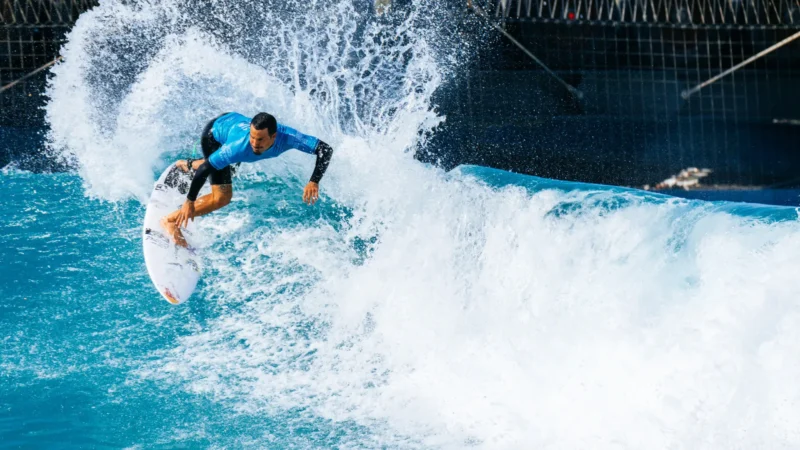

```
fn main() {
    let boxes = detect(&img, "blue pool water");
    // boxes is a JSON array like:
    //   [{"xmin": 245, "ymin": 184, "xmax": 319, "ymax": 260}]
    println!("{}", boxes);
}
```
[
  {"xmin": 5, "ymin": 0, "xmax": 800, "ymax": 447},
  {"xmin": 4, "ymin": 163, "xmax": 800, "ymax": 448},
  {"xmin": 0, "ymin": 168, "xmax": 379, "ymax": 447}
]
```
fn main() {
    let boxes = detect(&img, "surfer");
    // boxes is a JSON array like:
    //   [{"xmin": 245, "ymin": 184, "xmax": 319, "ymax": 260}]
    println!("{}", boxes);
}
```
[{"xmin": 160, "ymin": 112, "xmax": 334, "ymax": 247}]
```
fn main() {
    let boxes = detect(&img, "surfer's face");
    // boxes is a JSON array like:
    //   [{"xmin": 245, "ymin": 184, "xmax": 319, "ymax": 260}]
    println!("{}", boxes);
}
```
[{"xmin": 250, "ymin": 126, "xmax": 276, "ymax": 154}]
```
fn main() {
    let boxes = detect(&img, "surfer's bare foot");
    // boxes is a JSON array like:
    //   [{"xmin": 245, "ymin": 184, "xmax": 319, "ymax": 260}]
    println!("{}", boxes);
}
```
[{"xmin": 160, "ymin": 216, "xmax": 189, "ymax": 248}]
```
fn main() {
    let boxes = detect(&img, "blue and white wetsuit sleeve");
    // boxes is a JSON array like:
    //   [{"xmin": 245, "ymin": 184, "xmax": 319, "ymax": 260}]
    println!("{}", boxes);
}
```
[{"xmin": 207, "ymin": 146, "xmax": 232, "ymax": 170}]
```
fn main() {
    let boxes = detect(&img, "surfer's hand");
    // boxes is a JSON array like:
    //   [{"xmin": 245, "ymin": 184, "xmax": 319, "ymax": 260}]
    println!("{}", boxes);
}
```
[
  {"xmin": 176, "ymin": 160, "xmax": 190, "ymax": 172},
  {"xmin": 303, "ymin": 182, "xmax": 319, "ymax": 205},
  {"xmin": 176, "ymin": 200, "xmax": 195, "ymax": 228}
]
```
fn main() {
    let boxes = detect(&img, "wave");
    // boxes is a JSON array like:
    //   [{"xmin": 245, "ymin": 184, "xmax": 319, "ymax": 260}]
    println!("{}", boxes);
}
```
[{"xmin": 42, "ymin": 0, "xmax": 800, "ymax": 447}]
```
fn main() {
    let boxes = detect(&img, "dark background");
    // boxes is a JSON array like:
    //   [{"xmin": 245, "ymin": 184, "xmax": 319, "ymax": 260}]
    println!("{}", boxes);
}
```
[
  {"xmin": 422, "ymin": 1, "xmax": 800, "ymax": 188},
  {"xmin": 2, "ymin": 0, "xmax": 799, "ymax": 190}
]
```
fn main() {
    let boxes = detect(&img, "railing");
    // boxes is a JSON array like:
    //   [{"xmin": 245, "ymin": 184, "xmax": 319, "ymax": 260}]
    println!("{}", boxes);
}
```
[
  {"xmin": 1, "ymin": 0, "xmax": 96, "ymax": 25},
  {"xmin": 483, "ymin": 0, "xmax": 800, "ymax": 25}
]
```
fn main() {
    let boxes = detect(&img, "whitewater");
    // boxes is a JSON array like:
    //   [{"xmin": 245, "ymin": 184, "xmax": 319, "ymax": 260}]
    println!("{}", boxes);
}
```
[{"xmin": 2, "ymin": 0, "xmax": 800, "ymax": 448}]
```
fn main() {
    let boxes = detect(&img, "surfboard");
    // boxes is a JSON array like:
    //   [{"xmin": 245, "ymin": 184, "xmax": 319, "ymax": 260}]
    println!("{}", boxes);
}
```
[{"xmin": 142, "ymin": 163, "xmax": 203, "ymax": 305}]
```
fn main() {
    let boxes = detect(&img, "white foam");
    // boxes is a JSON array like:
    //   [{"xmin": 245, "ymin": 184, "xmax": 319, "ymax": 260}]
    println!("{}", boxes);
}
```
[{"xmin": 140, "ymin": 152, "xmax": 800, "ymax": 448}]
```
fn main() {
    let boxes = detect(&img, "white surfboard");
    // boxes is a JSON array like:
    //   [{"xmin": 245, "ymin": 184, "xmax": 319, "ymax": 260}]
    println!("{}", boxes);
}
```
[{"xmin": 142, "ymin": 163, "xmax": 203, "ymax": 305}]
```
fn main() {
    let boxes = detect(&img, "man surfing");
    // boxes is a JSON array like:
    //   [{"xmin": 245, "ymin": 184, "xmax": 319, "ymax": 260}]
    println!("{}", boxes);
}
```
[{"xmin": 161, "ymin": 112, "xmax": 334, "ymax": 247}]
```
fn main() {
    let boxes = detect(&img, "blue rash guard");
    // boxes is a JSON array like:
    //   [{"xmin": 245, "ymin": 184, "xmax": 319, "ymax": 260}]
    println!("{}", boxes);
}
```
[
  {"xmin": 207, "ymin": 112, "xmax": 320, "ymax": 170},
  {"xmin": 184, "ymin": 112, "xmax": 334, "ymax": 201}
]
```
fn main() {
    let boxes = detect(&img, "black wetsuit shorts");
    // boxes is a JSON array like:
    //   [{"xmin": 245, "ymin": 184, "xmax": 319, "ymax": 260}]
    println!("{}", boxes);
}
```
[{"xmin": 200, "ymin": 113, "xmax": 233, "ymax": 185}]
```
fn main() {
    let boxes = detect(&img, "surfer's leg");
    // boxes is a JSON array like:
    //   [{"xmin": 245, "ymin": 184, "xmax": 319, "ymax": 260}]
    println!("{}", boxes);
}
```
[
  {"xmin": 178, "ymin": 184, "xmax": 232, "ymax": 216},
  {"xmin": 160, "ymin": 115, "xmax": 230, "ymax": 247},
  {"xmin": 160, "ymin": 215, "xmax": 189, "ymax": 248},
  {"xmin": 161, "ymin": 184, "xmax": 232, "ymax": 247},
  {"xmin": 192, "ymin": 129, "xmax": 234, "ymax": 213}
]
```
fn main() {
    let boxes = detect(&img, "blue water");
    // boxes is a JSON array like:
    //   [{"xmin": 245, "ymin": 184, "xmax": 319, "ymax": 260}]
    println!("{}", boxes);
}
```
[
  {"xmin": 4, "ymin": 164, "xmax": 800, "ymax": 448},
  {"xmin": 0, "ymin": 169, "xmax": 370, "ymax": 448},
  {"xmin": 7, "ymin": 0, "xmax": 800, "ymax": 446}
]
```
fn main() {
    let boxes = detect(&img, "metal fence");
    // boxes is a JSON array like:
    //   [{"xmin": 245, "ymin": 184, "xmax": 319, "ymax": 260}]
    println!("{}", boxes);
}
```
[
  {"xmin": 485, "ymin": 0, "xmax": 800, "ymax": 25},
  {"xmin": 0, "ymin": 26, "xmax": 68, "ymax": 126},
  {"xmin": 431, "ymin": 12, "xmax": 800, "ymax": 186},
  {"xmin": 1, "ymin": 1, "xmax": 96, "ymax": 128},
  {"xmin": 1, "ymin": 0, "xmax": 96, "ymax": 25}
]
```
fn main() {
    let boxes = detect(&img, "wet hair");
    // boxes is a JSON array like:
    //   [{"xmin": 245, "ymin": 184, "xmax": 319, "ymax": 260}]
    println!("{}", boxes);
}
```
[{"xmin": 251, "ymin": 112, "xmax": 277, "ymax": 135}]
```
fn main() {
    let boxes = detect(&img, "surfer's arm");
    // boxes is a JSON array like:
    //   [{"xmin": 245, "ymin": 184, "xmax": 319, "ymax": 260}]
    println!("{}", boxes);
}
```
[
  {"xmin": 186, "ymin": 161, "xmax": 217, "ymax": 201},
  {"xmin": 309, "ymin": 141, "xmax": 333, "ymax": 184},
  {"xmin": 302, "ymin": 141, "xmax": 333, "ymax": 205},
  {"xmin": 172, "ymin": 185, "xmax": 232, "ymax": 229},
  {"xmin": 172, "ymin": 160, "xmax": 231, "ymax": 228},
  {"xmin": 177, "ymin": 159, "xmax": 206, "ymax": 173}
]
